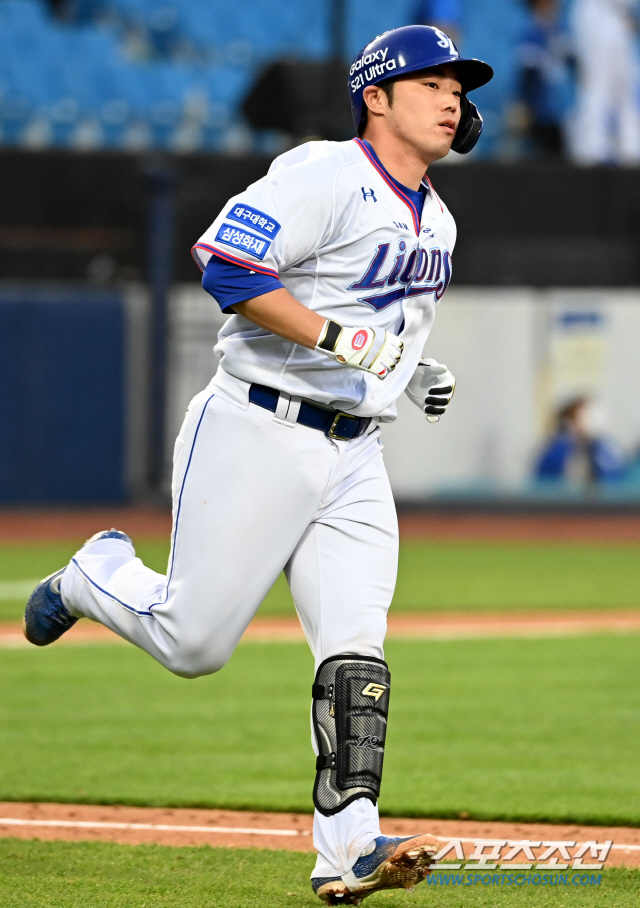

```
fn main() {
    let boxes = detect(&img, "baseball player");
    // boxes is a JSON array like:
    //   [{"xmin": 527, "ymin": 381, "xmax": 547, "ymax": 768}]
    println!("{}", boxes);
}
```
[{"xmin": 24, "ymin": 26, "xmax": 492, "ymax": 905}]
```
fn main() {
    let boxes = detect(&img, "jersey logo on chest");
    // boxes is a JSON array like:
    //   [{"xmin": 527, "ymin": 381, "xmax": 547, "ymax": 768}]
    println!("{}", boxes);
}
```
[{"xmin": 349, "ymin": 241, "xmax": 452, "ymax": 311}]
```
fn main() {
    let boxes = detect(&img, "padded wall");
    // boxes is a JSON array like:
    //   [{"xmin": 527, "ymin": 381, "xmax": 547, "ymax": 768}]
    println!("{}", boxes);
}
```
[{"xmin": 0, "ymin": 287, "xmax": 126, "ymax": 503}]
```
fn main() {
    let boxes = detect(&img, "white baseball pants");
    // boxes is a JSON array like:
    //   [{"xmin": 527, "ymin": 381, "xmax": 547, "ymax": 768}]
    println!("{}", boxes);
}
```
[{"xmin": 61, "ymin": 368, "xmax": 399, "ymax": 877}]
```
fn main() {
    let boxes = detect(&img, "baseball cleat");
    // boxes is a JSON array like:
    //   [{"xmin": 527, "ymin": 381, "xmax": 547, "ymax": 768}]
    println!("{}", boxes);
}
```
[
  {"xmin": 311, "ymin": 834, "xmax": 440, "ymax": 905},
  {"xmin": 83, "ymin": 528, "xmax": 132, "ymax": 546},
  {"xmin": 23, "ymin": 568, "xmax": 77, "ymax": 646},
  {"xmin": 22, "ymin": 529, "xmax": 132, "ymax": 647}
]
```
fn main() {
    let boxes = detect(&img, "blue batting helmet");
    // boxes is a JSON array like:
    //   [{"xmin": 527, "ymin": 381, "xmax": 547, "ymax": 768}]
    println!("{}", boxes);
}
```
[{"xmin": 348, "ymin": 25, "xmax": 493, "ymax": 154}]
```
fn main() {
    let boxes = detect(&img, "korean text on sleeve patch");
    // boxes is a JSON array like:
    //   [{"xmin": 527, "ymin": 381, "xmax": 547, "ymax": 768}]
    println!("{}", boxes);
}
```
[
  {"xmin": 225, "ymin": 204, "xmax": 281, "ymax": 238},
  {"xmin": 214, "ymin": 223, "xmax": 272, "ymax": 260}
]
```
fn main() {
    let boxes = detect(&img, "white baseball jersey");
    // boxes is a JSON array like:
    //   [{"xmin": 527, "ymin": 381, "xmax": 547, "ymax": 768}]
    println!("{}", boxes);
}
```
[{"xmin": 193, "ymin": 138, "xmax": 456, "ymax": 420}]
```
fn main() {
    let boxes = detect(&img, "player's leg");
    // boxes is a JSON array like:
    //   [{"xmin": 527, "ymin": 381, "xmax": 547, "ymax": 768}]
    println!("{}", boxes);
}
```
[
  {"xmin": 46, "ymin": 379, "xmax": 334, "ymax": 676},
  {"xmin": 286, "ymin": 434, "xmax": 396, "ymax": 669},
  {"xmin": 286, "ymin": 431, "xmax": 395, "ymax": 872},
  {"xmin": 286, "ymin": 432, "xmax": 439, "ymax": 902},
  {"xmin": 286, "ymin": 431, "xmax": 439, "ymax": 902}
]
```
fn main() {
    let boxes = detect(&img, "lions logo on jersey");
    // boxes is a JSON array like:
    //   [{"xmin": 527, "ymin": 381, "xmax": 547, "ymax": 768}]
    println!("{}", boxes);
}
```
[{"xmin": 350, "ymin": 240, "xmax": 452, "ymax": 310}]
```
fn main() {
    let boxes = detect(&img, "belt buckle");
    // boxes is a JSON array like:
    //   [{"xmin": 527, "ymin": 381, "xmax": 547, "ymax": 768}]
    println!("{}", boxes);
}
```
[{"xmin": 328, "ymin": 412, "xmax": 357, "ymax": 440}]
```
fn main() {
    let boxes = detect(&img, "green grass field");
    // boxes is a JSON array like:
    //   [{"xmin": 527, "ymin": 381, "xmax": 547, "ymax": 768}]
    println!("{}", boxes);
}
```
[
  {"xmin": 3, "ymin": 536, "xmax": 640, "ymax": 907},
  {"xmin": 2, "ymin": 538, "xmax": 640, "ymax": 620},
  {"xmin": 2, "ymin": 636, "xmax": 639, "ymax": 826},
  {"xmin": 0, "ymin": 839, "xmax": 640, "ymax": 908},
  {"xmin": 1, "ymin": 839, "xmax": 637, "ymax": 908}
]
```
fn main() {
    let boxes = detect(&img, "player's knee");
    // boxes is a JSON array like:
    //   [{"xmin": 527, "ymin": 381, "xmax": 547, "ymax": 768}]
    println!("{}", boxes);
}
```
[{"xmin": 163, "ymin": 639, "xmax": 232, "ymax": 679}]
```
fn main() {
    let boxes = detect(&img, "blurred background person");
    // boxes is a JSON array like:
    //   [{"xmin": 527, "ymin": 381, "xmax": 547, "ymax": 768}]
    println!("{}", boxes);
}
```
[
  {"xmin": 413, "ymin": 0, "xmax": 462, "ymax": 45},
  {"xmin": 517, "ymin": 0, "xmax": 574, "ymax": 157},
  {"xmin": 568, "ymin": 0, "xmax": 640, "ymax": 164},
  {"xmin": 536, "ymin": 396, "xmax": 627, "ymax": 485}
]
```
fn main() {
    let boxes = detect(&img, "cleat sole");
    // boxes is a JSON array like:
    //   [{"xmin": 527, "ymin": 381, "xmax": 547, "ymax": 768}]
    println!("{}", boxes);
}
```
[{"xmin": 314, "ymin": 835, "xmax": 439, "ymax": 904}]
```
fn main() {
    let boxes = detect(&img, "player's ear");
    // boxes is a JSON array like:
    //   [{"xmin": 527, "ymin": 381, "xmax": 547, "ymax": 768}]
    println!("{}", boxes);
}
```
[{"xmin": 362, "ymin": 85, "xmax": 386, "ymax": 115}]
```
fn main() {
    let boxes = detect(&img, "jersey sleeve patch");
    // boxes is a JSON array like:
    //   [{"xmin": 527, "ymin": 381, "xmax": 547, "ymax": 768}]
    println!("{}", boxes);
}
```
[
  {"xmin": 215, "ymin": 223, "xmax": 272, "ymax": 260},
  {"xmin": 225, "ymin": 204, "xmax": 281, "ymax": 238}
]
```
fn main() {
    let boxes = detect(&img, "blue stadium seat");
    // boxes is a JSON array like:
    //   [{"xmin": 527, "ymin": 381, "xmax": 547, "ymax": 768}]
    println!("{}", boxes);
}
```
[
  {"xmin": 145, "ymin": 2, "xmax": 182, "ymax": 57},
  {"xmin": 109, "ymin": 0, "xmax": 147, "ymax": 26},
  {"xmin": 204, "ymin": 62, "xmax": 253, "ymax": 108},
  {"xmin": 146, "ymin": 61, "xmax": 191, "ymax": 147},
  {"xmin": 0, "ymin": 0, "xmax": 525, "ymax": 154},
  {"xmin": 0, "ymin": 52, "xmax": 50, "ymax": 146},
  {"xmin": 347, "ymin": 0, "xmax": 415, "ymax": 60},
  {"xmin": 0, "ymin": 0, "xmax": 49, "ymax": 33},
  {"xmin": 180, "ymin": 4, "xmax": 247, "ymax": 57},
  {"xmin": 0, "ymin": 87, "xmax": 33, "ymax": 146},
  {"xmin": 66, "ymin": 0, "xmax": 112, "ymax": 25},
  {"xmin": 283, "ymin": 1, "xmax": 330, "ymax": 59},
  {"xmin": 459, "ymin": 0, "xmax": 527, "ymax": 156}
]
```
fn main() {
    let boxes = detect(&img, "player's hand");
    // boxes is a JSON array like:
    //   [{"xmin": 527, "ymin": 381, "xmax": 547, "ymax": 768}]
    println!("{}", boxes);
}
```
[
  {"xmin": 316, "ymin": 319, "xmax": 403, "ymax": 379},
  {"xmin": 405, "ymin": 358, "xmax": 456, "ymax": 422}
]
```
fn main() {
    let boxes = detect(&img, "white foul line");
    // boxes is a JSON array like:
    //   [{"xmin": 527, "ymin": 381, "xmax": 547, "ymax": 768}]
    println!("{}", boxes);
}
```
[
  {"xmin": 0, "ymin": 818, "xmax": 637, "ymax": 850},
  {"xmin": 0, "ymin": 817, "xmax": 308, "ymax": 837}
]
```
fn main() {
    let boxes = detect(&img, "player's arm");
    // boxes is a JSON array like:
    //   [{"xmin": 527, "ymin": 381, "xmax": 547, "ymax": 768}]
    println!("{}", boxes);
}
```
[
  {"xmin": 233, "ymin": 287, "xmax": 324, "ymax": 348},
  {"xmin": 234, "ymin": 288, "xmax": 403, "ymax": 380},
  {"xmin": 198, "ymin": 254, "xmax": 403, "ymax": 379},
  {"xmin": 198, "ymin": 254, "xmax": 320, "ymax": 345}
]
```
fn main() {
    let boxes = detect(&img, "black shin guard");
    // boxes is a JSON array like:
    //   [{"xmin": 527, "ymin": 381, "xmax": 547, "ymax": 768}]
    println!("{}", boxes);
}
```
[{"xmin": 312, "ymin": 653, "xmax": 391, "ymax": 816}]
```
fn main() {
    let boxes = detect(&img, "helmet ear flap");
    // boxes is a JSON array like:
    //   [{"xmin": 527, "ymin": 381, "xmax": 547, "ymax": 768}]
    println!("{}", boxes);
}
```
[{"xmin": 451, "ymin": 96, "xmax": 483, "ymax": 154}]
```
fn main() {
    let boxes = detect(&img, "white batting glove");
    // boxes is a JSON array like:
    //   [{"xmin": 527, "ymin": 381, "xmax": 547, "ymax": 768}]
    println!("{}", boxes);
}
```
[
  {"xmin": 405, "ymin": 358, "xmax": 456, "ymax": 423},
  {"xmin": 316, "ymin": 319, "xmax": 403, "ymax": 380}
]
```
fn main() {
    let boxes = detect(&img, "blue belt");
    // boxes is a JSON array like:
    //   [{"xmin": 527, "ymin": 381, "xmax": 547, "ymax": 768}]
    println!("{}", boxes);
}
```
[{"xmin": 249, "ymin": 383, "xmax": 372, "ymax": 441}]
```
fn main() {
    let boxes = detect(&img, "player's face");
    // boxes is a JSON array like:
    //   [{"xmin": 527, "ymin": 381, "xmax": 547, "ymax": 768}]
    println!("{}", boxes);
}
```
[{"xmin": 383, "ymin": 66, "xmax": 463, "ymax": 163}]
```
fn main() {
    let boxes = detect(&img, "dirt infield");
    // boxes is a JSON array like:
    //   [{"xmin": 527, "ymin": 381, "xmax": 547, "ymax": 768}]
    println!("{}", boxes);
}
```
[
  {"xmin": 398, "ymin": 511, "xmax": 640, "ymax": 543},
  {"xmin": 2, "ymin": 507, "xmax": 640, "ymax": 543},
  {"xmin": 0, "ymin": 508, "xmax": 173, "ymax": 541},
  {"xmin": 3, "ymin": 610, "xmax": 640, "ymax": 647},
  {"xmin": 0, "ymin": 802, "xmax": 638, "ymax": 867}
]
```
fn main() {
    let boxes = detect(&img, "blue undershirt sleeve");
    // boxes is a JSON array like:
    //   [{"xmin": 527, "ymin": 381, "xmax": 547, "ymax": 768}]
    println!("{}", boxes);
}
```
[{"xmin": 202, "ymin": 254, "xmax": 284, "ymax": 313}]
